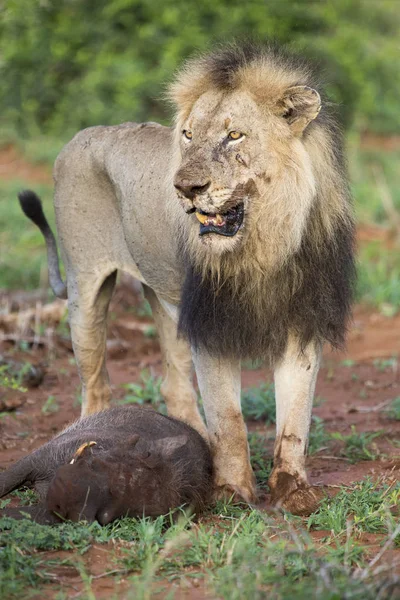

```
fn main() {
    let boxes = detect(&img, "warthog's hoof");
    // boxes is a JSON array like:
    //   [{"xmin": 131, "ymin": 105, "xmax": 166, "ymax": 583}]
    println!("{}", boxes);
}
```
[{"xmin": 269, "ymin": 471, "xmax": 325, "ymax": 516}]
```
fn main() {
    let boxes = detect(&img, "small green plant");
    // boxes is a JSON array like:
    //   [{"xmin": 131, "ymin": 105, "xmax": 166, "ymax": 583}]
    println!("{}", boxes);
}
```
[
  {"xmin": 143, "ymin": 325, "xmax": 157, "ymax": 338},
  {"xmin": 341, "ymin": 359, "xmax": 356, "ymax": 368},
  {"xmin": 384, "ymin": 396, "xmax": 400, "ymax": 421},
  {"xmin": 241, "ymin": 383, "xmax": 276, "ymax": 424},
  {"xmin": 10, "ymin": 488, "xmax": 38, "ymax": 506},
  {"xmin": 248, "ymin": 433, "xmax": 273, "ymax": 489},
  {"xmin": 41, "ymin": 395, "xmax": 59, "ymax": 415},
  {"xmin": 331, "ymin": 426, "xmax": 382, "ymax": 463},
  {"xmin": 136, "ymin": 298, "xmax": 153, "ymax": 317},
  {"xmin": 0, "ymin": 365, "xmax": 27, "ymax": 393},
  {"xmin": 308, "ymin": 416, "xmax": 330, "ymax": 455},
  {"xmin": 373, "ymin": 357, "xmax": 398, "ymax": 372},
  {"xmin": 120, "ymin": 371, "xmax": 165, "ymax": 413}
]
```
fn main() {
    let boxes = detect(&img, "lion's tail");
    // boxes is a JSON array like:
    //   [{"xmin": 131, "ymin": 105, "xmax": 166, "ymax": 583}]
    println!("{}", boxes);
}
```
[{"xmin": 18, "ymin": 190, "xmax": 67, "ymax": 299}]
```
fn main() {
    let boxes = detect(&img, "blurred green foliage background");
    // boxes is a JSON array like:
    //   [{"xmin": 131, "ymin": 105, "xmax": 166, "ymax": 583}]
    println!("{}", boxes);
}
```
[{"xmin": 1, "ymin": 0, "xmax": 399, "ymax": 141}]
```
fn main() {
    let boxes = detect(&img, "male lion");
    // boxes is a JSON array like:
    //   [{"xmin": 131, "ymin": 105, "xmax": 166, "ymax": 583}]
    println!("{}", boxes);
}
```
[{"xmin": 19, "ymin": 43, "xmax": 355, "ymax": 515}]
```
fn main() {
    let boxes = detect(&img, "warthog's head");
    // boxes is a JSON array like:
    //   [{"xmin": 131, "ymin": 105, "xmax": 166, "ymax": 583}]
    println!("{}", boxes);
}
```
[{"xmin": 46, "ymin": 435, "xmax": 189, "ymax": 524}]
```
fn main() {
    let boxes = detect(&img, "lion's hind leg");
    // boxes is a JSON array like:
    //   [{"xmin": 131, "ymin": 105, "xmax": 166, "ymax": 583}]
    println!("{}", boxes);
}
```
[
  {"xmin": 68, "ymin": 271, "xmax": 117, "ymax": 416},
  {"xmin": 143, "ymin": 287, "xmax": 208, "ymax": 440}
]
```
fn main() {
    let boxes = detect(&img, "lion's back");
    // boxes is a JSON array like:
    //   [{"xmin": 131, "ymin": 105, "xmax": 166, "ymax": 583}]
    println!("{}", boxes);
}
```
[{"xmin": 54, "ymin": 121, "xmax": 172, "ymax": 183}]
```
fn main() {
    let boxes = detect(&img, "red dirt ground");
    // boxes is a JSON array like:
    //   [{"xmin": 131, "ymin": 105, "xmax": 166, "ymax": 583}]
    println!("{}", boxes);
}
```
[{"xmin": 1, "ymin": 146, "xmax": 399, "ymax": 598}]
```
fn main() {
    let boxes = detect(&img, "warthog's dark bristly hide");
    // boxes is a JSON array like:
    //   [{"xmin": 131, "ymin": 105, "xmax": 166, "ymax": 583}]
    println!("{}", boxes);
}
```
[{"xmin": 0, "ymin": 406, "xmax": 213, "ymax": 525}]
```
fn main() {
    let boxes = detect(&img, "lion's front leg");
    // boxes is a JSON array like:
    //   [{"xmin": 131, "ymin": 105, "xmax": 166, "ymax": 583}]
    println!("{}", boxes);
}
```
[
  {"xmin": 269, "ymin": 335, "xmax": 324, "ymax": 515},
  {"xmin": 193, "ymin": 351, "xmax": 257, "ymax": 504}
]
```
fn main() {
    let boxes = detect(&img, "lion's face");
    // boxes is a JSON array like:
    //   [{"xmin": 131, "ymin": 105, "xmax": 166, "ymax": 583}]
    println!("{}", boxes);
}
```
[
  {"xmin": 173, "ymin": 88, "xmax": 318, "ymax": 261},
  {"xmin": 174, "ymin": 90, "xmax": 269, "ymax": 253}
]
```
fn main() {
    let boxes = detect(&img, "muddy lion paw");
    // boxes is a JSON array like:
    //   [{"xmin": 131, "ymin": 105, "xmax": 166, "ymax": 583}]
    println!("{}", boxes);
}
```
[
  {"xmin": 213, "ymin": 480, "xmax": 258, "ymax": 505},
  {"xmin": 269, "ymin": 471, "xmax": 325, "ymax": 516}
]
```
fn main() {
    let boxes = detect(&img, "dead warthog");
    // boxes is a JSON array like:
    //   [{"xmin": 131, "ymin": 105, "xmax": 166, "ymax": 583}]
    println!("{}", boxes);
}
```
[{"xmin": 0, "ymin": 406, "xmax": 213, "ymax": 524}]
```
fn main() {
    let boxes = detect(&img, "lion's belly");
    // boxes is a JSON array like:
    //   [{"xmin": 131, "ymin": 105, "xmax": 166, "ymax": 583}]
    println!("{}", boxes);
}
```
[{"xmin": 120, "ymin": 208, "xmax": 183, "ymax": 305}]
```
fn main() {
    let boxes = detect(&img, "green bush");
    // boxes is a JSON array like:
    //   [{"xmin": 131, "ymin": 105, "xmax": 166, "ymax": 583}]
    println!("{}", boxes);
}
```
[{"xmin": 1, "ymin": 0, "xmax": 399, "ymax": 141}]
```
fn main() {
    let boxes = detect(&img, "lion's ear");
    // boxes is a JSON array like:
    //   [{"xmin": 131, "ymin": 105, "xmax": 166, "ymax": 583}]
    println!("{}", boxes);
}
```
[{"xmin": 278, "ymin": 86, "xmax": 321, "ymax": 135}]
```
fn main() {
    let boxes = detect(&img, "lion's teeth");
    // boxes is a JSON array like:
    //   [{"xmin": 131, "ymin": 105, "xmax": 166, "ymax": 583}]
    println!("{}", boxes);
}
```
[
  {"xmin": 195, "ymin": 211, "xmax": 209, "ymax": 224},
  {"xmin": 195, "ymin": 212, "xmax": 226, "ymax": 226}
]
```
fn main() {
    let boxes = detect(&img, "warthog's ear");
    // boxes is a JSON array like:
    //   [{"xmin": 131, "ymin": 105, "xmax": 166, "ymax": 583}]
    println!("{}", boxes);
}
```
[
  {"xmin": 278, "ymin": 86, "xmax": 321, "ymax": 135},
  {"xmin": 132, "ymin": 435, "xmax": 189, "ymax": 469},
  {"xmin": 149, "ymin": 435, "xmax": 189, "ymax": 458}
]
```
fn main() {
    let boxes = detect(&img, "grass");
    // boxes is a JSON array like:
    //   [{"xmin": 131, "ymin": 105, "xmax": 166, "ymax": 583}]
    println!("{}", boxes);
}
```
[
  {"xmin": 119, "ymin": 371, "xmax": 165, "ymax": 413},
  {"xmin": 41, "ymin": 394, "xmax": 60, "ymax": 415},
  {"xmin": 307, "ymin": 477, "xmax": 400, "ymax": 537},
  {"xmin": 1, "ymin": 481, "xmax": 399, "ymax": 599},
  {"xmin": 384, "ymin": 397, "xmax": 400, "ymax": 421},
  {"xmin": 1, "ymin": 141, "xmax": 400, "ymax": 597},
  {"xmin": 248, "ymin": 433, "xmax": 274, "ymax": 488},
  {"xmin": 0, "ymin": 364, "xmax": 27, "ymax": 393},
  {"xmin": 331, "ymin": 426, "xmax": 383, "ymax": 463},
  {"xmin": 241, "ymin": 383, "xmax": 276, "ymax": 424},
  {"xmin": 308, "ymin": 416, "xmax": 331, "ymax": 455},
  {"xmin": 373, "ymin": 357, "xmax": 398, "ymax": 372}
]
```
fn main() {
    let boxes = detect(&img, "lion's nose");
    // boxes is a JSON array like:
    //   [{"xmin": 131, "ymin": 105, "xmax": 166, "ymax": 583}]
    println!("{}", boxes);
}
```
[{"xmin": 174, "ymin": 179, "xmax": 211, "ymax": 199}]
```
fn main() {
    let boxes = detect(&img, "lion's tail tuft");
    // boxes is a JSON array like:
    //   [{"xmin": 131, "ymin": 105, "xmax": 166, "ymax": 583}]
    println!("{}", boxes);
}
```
[{"xmin": 18, "ymin": 190, "xmax": 68, "ymax": 299}]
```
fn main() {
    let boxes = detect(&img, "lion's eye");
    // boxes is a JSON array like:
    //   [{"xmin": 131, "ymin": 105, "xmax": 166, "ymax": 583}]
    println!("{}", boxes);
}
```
[
  {"xmin": 183, "ymin": 130, "xmax": 192, "ymax": 140},
  {"xmin": 227, "ymin": 131, "xmax": 243, "ymax": 141}
]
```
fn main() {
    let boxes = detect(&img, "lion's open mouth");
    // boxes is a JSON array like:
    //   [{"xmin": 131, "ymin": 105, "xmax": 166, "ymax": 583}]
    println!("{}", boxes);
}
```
[{"xmin": 195, "ymin": 203, "xmax": 244, "ymax": 237}]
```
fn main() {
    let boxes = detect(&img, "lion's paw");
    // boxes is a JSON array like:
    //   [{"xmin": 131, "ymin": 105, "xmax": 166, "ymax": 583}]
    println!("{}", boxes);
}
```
[
  {"xmin": 269, "ymin": 471, "xmax": 325, "ymax": 516},
  {"xmin": 213, "ymin": 481, "xmax": 258, "ymax": 505}
]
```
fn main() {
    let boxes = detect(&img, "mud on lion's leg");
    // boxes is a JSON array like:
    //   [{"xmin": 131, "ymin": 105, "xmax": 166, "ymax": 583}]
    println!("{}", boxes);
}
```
[
  {"xmin": 68, "ymin": 272, "xmax": 117, "ymax": 416},
  {"xmin": 269, "ymin": 335, "xmax": 324, "ymax": 516},
  {"xmin": 193, "ymin": 350, "xmax": 257, "ymax": 504}
]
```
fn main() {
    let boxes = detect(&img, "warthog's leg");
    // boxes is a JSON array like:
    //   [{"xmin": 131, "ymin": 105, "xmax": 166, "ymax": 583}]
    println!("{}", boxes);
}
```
[
  {"xmin": 269, "ymin": 335, "xmax": 323, "ymax": 515},
  {"xmin": 68, "ymin": 271, "xmax": 117, "ymax": 416},
  {"xmin": 193, "ymin": 351, "xmax": 256, "ymax": 503},
  {"xmin": 143, "ymin": 287, "xmax": 208, "ymax": 440}
]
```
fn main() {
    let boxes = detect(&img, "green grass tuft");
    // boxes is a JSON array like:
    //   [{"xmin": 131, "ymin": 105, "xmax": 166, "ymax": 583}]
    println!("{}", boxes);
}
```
[
  {"xmin": 308, "ymin": 416, "xmax": 331, "ymax": 455},
  {"xmin": 241, "ymin": 383, "xmax": 276, "ymax": 424},
  {"xmin": 307, "ymin": 478, "xmax": 400, "ymax": 537},
  {"xmin": 384, "ymin": 396, "xmax": 400, "ymax": 421},
  {"xmin": 119, "ymin": 371, "xmax": 165, "ymax": 413},
  {"xmin": 331, "ymin": 426, "xmax": 382, "ymax": 463},
  {"xmin": 248, "ymin": 433, "xmax": 274, "ymax": 489}
]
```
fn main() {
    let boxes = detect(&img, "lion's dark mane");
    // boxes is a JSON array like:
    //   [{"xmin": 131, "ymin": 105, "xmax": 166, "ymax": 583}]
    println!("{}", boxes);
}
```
[{"xmin": 178, "ymin": 208, "xmax": 355, "ymax": 363}]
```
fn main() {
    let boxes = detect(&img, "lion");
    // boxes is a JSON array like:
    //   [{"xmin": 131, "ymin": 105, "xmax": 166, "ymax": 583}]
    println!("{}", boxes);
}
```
[{"xmin": 19, "ymin": 42, "xmax": 355, "ymax": 515}]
